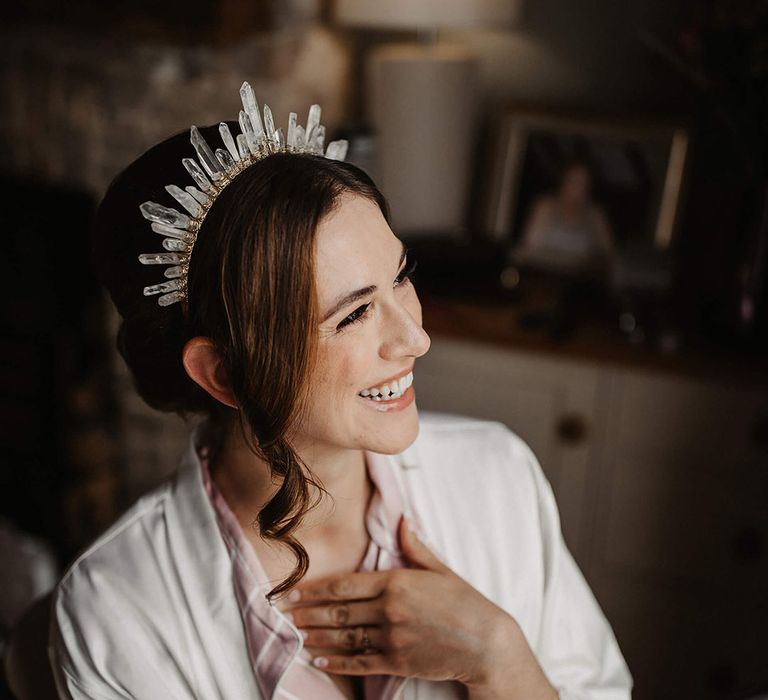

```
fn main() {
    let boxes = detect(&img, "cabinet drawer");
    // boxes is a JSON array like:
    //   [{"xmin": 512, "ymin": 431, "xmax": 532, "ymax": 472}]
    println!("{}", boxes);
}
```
[
  {"xmin": 598, "ymin": 448, "xmax": 768, "ymax": 584},
  {"xmin": 606, "ymin": 370, "xmax": 768, "ymax": 477},
  {"xmin": 595, "ymin": 369, "xmax": 768, "ymax": 585},
  {"xmin": 595, "ymin": 574, "xmax": 768, "ymax": 700}
]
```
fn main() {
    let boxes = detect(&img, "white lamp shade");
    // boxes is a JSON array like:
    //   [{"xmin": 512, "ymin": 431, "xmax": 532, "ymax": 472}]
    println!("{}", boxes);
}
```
[
  {"xmin": 335, "ymin": 0, "xmax": 522, "ymax": 30},
  {"xmin": 366, "ymin": 43, "xmax": 480, "ymax": 234}
]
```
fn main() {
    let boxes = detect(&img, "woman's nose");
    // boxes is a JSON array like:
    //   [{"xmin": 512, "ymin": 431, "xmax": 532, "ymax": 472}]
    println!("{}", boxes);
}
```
[{"xmin": 379, "ymin": 301, "xmax": 431, "ymax": 360}]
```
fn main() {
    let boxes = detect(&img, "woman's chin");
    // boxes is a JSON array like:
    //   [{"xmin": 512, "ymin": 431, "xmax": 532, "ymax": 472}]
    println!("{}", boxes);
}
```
[{"xmin": 364, "ymin": 405, "xmax": 420, "ymax": 455}]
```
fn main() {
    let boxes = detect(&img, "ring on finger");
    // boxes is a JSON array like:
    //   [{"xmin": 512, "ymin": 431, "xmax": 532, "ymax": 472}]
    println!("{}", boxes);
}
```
[{"xmin": 358, "ymin": 625, "xmax": 376, "ymax": 654}]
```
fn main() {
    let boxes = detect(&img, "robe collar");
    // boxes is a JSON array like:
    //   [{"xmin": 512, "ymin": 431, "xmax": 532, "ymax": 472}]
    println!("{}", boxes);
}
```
[{"xmin": 168, "ymin": 424, "xmax": 435, "ymax": 699}]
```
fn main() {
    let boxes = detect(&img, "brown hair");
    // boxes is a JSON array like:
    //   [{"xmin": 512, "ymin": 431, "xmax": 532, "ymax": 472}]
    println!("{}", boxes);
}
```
[{"xmin": 92, "ymin": 122, "xmax": 389, "ymax": 602}]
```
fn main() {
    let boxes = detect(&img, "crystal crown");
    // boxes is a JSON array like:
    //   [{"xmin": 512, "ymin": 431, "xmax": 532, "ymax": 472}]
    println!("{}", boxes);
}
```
[{"xmin": 138, "ymin": 81, "xmax": 349, "ymax": 307}]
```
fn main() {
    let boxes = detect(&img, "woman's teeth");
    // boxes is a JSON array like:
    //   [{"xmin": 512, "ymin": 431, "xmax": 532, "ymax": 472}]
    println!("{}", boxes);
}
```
[{"xmin": 359, "ymin": 371, "xmax": 413, "ymax": 401}]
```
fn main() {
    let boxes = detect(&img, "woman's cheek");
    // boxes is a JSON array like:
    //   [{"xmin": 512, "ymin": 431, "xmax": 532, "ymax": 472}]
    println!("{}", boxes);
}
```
[{"xmin": 328, "ymin": 336, "xmax": 368, "ymax": 394}]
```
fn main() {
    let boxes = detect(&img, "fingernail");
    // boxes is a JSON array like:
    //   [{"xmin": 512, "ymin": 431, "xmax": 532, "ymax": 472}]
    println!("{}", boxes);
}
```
[
  {"xmin": 284, "ymin": 611, "xmax": 294, "ymax": 623},
  {"xmin": 313, "ymin": 656, "xmax": 328, "ymax": 668},
  {"xmin": 288, "ymin": 589, "xmax": 301, "ymax": 603},
  {"xmin": 300, "ymin": 629, "xmax": 309, "ymax": 640}
]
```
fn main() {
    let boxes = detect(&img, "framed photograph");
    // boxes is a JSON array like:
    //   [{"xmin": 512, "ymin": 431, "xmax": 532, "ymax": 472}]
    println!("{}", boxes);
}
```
[{"xmin": 478, "ymin": 108, "xmax": 689, "ymax": 291}]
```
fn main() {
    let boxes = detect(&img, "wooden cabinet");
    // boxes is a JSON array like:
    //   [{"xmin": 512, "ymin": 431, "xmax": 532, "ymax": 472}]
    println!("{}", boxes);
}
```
[
  {"xmin": 592, "ymin": 368, "xmax": 768, "ymax": 699},
  {"xmin": 414, "ymin": 335, "xmax": 768, "ymax": 700}
]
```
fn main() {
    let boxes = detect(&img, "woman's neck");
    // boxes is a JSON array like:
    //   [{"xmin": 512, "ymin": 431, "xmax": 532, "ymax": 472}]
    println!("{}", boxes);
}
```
[{"xmin": 208, "ymin": 419, "xmax": 372, "ymax": 547}]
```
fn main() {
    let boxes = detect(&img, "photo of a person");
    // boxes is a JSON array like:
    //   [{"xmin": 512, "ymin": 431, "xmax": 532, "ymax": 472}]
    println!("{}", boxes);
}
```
[{"xmin": 510, "ymin": 158, "xmax": 617, "ymax": 281}]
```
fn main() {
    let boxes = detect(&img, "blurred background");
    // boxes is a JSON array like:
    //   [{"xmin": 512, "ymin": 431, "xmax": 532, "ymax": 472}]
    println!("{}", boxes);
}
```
[{"xmin": 1, "ymin": 0, "xmax": 767, "ymax": 698}]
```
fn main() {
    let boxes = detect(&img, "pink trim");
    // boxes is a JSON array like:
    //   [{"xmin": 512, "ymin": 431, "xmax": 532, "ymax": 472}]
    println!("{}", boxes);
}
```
[{"xmin": 198, "ymin": 445, "xmax": 408, "ymax": 699}]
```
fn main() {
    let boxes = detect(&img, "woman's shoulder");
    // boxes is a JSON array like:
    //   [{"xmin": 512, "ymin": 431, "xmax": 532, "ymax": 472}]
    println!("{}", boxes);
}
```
[
  {"xmin": 54, "ymin": 431, "xmax": 217, "ymax": 607},
  {"xmin": 48, "ymin": 464, "xmax": 255, "ymax": 696},
  {"xmin": 412, "ymin": 411, "xmax": 540, "ymax": 476},
  {"xmin": 403, "ymin": 413, "xmax": 552, "ymax": 607},
  {"xmin": 54, "ymin": 483, "xmax": 175, "ymax": 600},
  {"xmin": 405, "ymin": 411, "xmax": 545, "ymax": 509}
]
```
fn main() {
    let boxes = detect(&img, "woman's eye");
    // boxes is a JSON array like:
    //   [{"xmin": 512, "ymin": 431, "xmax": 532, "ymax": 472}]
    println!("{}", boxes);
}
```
[
  {"xmin": 334, "ymin": 255, "xmax": 417, "ymax": 333},
  {"xmin": 336, "ymin": 303, "xmax": 370, "ymax": 331},
  {"xmin": 394, "ymin": 255, "xmax": 417, "ymax": 287}
]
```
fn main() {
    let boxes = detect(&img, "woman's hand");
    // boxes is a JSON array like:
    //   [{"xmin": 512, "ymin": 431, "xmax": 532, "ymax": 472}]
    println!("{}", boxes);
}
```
[{"xmin": 280, "ymin": 516, "xmax": 558, "ymax": 699}]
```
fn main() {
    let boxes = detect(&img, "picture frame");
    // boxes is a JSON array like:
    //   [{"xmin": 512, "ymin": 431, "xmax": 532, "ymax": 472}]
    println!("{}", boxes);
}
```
[{"xmin": 477, "ymin": 107, "xmax": 690, "ymax": 291}]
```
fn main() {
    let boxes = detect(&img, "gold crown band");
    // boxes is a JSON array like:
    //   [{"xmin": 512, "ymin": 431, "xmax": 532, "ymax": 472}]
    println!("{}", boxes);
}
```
[{"xmin": 138, "ymin": 81, "xmax": 349, "ymax": 307}]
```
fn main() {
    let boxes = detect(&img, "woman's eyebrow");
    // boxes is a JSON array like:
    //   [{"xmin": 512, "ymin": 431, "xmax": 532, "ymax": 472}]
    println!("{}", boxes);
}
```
[{"xmin": 321, "ymin": 240, "xmax": 407, "ymax": 323}]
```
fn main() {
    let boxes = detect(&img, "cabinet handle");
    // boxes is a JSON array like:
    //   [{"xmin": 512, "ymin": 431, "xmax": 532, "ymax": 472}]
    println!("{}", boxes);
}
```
[{"xmin": 556, "ymin": 413, "xmax": 588, "ymax": 446}]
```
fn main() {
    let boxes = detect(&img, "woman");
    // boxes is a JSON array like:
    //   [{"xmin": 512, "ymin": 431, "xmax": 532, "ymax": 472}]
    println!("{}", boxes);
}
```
[
  {"xmin": 512, "ymin": 159, "xmax": 617, "ymax": 283},
  {"xmin": 49, "ymin": 84, "xmax": 633, "ymax": 699}
]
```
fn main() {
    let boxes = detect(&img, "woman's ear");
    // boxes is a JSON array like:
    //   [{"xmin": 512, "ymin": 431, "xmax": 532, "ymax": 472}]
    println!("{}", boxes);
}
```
[{"xmin": 182, "ymin": 337, "xmax": 239, "ymax": 409}]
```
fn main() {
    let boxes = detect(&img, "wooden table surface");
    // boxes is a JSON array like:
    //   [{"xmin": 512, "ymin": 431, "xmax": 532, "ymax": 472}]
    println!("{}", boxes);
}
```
[{"xmin": 419, "ymin": 288, "xmax": 768, "ymax": 389}]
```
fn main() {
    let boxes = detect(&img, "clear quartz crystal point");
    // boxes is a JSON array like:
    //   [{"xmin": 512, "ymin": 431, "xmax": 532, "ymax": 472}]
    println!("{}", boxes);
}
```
[
  {"xmin": 263, "ymin": 104, "xmax": 277, "ymax": 149},
  {"xmin": 162, "ymin": 238, "xmax": 188, "ymax": 252},
  {"xmin": 144, "ymin": 279, "xmax": 182, "ymax": 296},
  {"xmin": 307, "ymin": 125, "xmax": 325, "ymax": 154},
  {"xmin": 312, "ymin": 124, "xmax": 326, "ymax": 153},
  {"xmin": 286, "ymin": 112, "xmax": 298, "ymax": 148},
  {"xmin": 185, "ymin": 186, "xmax": 210, "ymax": 206},
  {"xmin": 190, "ymin": 126, "xmax": 224, "ymax": 181},
  {"xmin": 236, "ymin": 133, "xmax": 249, "ymax": 159},
  {"xmin": 306, "ymin": 104, "xmax": 321, "ymax": 143},
  {"xmin": 165, "ymin": 185, "xmax": 202, "ymax": 217},
  {"xmin": 151, "ymin": 222, "xmax": 189, "ymax": 240},
  {"xmin": 219, "ymin": 122, "xmax": 241, "ymax": 161},
  {"xmin": 306, "ymin": 125, "xmax": 318, "ymax": 151},
  {"xmin": 159, "ymin": 290, "xmax": 185, "ymax": 306},
  {"xmin": 138, "ymin": 82, "xmax": 350, "ymax": 308},
  {"xmin": 295, "ymin": 124, "xmax": 306, "ymax": 149},
  {"xmin": 239, "ymin": 81, "xmax": 265, "ymax": 142},
  {"xmin": 138, "ymin": 252, "xmax": 183, "ymax": 265},
  {"xmin": 239, "ymin": 110, "xmax": 260, "ymax": 155},
  {"xmin": 215, "ymin": 148, "xmax": 236, "ymax": 172},
  {"xmin": 140, "ymin": 202, "xmax": 190, "ymax": 229},
  {"xmin": 183, "ymin": 158, "xmax": 213, "ymax": 193},
  {"xmin": 325, "ymin": 140, "xmax": 349, "ymax": 161}
]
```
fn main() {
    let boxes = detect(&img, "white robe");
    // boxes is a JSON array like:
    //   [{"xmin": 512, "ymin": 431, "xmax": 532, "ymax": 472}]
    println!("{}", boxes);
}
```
[{"xmin": 48, "ymin": 412, "xmax": 633, "ymax": 699}]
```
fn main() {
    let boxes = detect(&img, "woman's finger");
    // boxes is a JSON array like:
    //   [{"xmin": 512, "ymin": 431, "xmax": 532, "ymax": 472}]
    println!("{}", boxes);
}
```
[
  {"xmin": 289, "ymin": 597, "xmax": 387, "ymax": 628},
  {"xmin": 301, "ymin": 624, "xmax": 386, "ymax": 653},
  {"xmin": 310, "ymin": 652, "xmax": 396, "ymax": 676},
  {"xmin": 288, "ymin": 569, "xmax": 391, "ymax": 607}
]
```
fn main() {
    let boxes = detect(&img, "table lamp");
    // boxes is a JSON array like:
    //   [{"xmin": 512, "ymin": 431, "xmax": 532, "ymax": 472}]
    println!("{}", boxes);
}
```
[{"xmin": 335, "ymin": 0, "xmax": 522, "ymax": 237}]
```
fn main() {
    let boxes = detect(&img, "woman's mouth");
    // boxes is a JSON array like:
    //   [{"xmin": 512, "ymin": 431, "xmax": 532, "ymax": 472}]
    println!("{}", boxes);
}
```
[
  {"xmin": 357, "ymin": 370, "xmax": 416, "ymax": 412},
  {"xmin": 358, "ymin": 371, "xmax": 413, "ymax": 401}
]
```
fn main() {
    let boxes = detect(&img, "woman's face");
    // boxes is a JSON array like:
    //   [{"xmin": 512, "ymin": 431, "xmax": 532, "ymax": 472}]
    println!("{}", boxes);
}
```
[
  {"xmin": 293, "ymin": 191, "xmax": 431, "ymax": 456},
  {"xmin": 560, "ymin": 164, "xmax": 592, "ymax": 204}
]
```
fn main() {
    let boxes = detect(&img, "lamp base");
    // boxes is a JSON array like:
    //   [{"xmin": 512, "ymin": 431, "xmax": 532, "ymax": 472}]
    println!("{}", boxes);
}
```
[{"xmin": 366, "ymin": 42, "xmax": 479, "ymax": 237}]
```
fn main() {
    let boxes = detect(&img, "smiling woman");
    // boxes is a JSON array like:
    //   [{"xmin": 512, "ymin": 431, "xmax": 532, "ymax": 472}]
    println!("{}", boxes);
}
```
[{"xmin": 47, "ymin": 84, "xmax": 633, "ymax": 700}]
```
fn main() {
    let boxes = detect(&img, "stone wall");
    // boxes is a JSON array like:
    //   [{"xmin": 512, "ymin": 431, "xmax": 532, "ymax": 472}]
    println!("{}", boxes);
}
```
[{"xmin": 0, "ymin": 23, "xmax": 350, "ymax": 196}]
